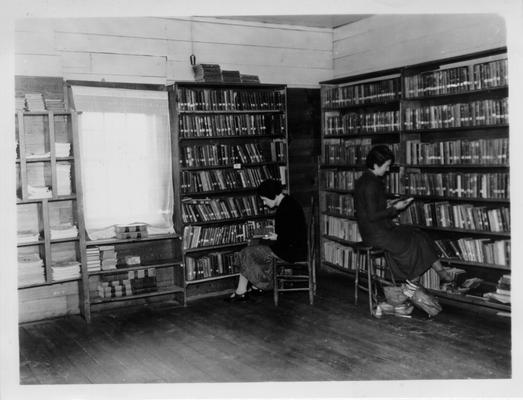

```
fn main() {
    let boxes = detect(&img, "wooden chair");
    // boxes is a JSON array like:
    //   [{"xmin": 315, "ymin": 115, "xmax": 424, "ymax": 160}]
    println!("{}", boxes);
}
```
[
  {"xmin": 353, "ymin": 243, "xmax": 396, "ymax": 316},
  {"xmin": 273, "ymin": 197, "xmax": 316, "ymax": 306}
]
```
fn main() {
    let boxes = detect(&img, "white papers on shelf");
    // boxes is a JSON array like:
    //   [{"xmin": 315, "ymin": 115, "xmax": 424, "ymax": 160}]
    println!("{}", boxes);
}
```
[
  {"xmin": 18, "ymin": 252, "xmax": 45, "ymax": 286},
  {"xmin": 86, "ymin": 226, "xmax": 116, "ymax": 240},
  {"xmin": 25, "ymin": 93, "xmax": 46, "ymax": 111},
  {"xmin": 17, "ymin": 230, "xmax": 40, "ymax": 244},
  {"xmin": 27, "ymin": 185, "xmax": 52, "ymax": 199},
  {"xmin": 56, "ymin": 163, "xmax": 72, "ymax": 195},
  {"xmin": 55, "ymin": 142, "xmax": 71, "ymax": 157},
  {"xmin": 50, "ymin": 224, "xmax": 78, "ymax": 240},
  {"xmin": 51, "ymin": 261, "xmax": 81, "ymax": 281},
  {"xmin": 147, "ymin": 225, "xmax": 176, "ymax": 235},
  {"xmin": 26, "ymin": 152, "xmax": 50, "ymax": 159}
]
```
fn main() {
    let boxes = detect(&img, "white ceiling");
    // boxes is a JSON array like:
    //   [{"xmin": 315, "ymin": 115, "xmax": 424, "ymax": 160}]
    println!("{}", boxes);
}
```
[{"xmin": 211, "ymin": 15, "xmax": 372, "ymax": 29}]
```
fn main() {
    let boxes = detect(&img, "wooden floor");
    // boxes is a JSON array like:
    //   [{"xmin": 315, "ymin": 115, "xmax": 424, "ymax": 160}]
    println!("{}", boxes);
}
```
[{"xmin": 18, "ymin": 270, "xmax": 511, "ymax": 384}]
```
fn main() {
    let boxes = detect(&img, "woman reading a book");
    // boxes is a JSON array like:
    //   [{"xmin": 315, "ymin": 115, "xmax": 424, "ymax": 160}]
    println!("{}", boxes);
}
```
[
  {"xmin": 226, "ymin": 178, "xmax": 307, "ymax": 302},
  {"xmin": 354, "ymin": 145, "xmax": 453, "ymax": 284}
]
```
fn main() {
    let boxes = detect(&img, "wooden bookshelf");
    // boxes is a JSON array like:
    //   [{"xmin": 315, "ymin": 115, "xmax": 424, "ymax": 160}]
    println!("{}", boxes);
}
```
[
  {"xmin": 168, "ymin": 82, "xmax": 289, "ymax": 298},
  {"xmin": 319, "ymin": 47, "xmax": 510, "ymax": 314}
]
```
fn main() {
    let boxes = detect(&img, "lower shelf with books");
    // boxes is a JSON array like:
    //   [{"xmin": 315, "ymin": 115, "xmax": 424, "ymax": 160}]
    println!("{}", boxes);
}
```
[{"xmin": 90, "ymin": 285, "xmax": 185, "ymax": 305}]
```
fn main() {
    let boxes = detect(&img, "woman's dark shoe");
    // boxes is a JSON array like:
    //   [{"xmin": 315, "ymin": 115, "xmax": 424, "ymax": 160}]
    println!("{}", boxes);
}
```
[
  {"xmin": 225, "ymin": 291, "xmax": 249, "ymax": 303},
  {"xmin": 247, "ymin": 287, "xmax": 264, "ymax": 296}
]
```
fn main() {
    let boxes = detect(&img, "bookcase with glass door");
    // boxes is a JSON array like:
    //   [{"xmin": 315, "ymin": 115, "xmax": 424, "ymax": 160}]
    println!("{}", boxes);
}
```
[
  {"xmin": 168, "ymin": 82, "xmax": 289, "ymax": 300},
  {"xmin": 319, "ymin": 47, "xmax": 510, "ymax": 315}
]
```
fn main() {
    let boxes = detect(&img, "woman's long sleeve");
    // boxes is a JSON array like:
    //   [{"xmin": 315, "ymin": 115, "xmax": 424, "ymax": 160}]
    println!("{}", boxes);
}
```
[{"xmin": 362, "ymin": 179, "xmax": 398, "ymax": 222}]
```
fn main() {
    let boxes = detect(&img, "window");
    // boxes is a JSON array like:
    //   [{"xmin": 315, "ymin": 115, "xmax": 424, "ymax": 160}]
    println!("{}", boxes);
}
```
[{"xmin": 71, "ymin": 86, "xmax": 174, "ymax": 240}]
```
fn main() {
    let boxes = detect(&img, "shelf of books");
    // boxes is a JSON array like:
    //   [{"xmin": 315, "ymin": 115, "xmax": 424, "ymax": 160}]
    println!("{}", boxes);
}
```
[
  {"xmin": 319, "ymin": 69, "xmax": 403, "ymax": 281},
  {"xmin": 319, "ymin": 47, "xmax": 510, "ymax": 314},
  {"xmin": 168, "ymin": 82, "xmax": 289, "ymax": 299}
]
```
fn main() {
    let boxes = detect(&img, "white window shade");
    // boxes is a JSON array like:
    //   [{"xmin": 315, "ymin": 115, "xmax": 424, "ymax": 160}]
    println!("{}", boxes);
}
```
[{"xmin": 71, "ymin": 86, "xmax": 174, "ymax": 240}]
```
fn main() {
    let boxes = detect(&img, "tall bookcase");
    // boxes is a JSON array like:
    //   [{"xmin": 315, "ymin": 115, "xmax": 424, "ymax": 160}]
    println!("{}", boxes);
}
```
[
  {"xmin": 16, "ymin": 106, "xmax": 89, "ymax": 320},
  {"xmin": 319, "ymin": 47, "xmax": 510, "ymax": 314},
  {"xmin": 167, "ymin": 82, "xmax": 289, "ymax": 300}
]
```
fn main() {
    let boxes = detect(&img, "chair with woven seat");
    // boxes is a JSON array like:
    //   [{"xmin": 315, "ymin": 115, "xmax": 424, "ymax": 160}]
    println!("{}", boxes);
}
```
[
  {"xmin": 273, "ymin": 197, "xmax": 316, "ymax": 306},
  {"xmin": 353, "ymin": 243, "xmax": 396, "ymax": 315}
]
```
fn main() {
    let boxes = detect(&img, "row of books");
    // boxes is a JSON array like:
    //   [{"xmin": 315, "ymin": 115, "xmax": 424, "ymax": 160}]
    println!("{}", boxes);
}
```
[
  {"xmin": 181, "ymin": 142, "xmax": 286, "ymax": 167},
  {"xmin": 324, "ymin": 110, "xmax": 400, "ymax": 135},
  {"xmin": 176, "ymin": 88, "xmax": 285, "ymax": 111},
  {"xmin": 323, "ymin": 169, "xmax": 401, "ymax": 195},
  {"xmin": 403, "ymin": 98, "xmax": 508, "ymax": 130},
  {"xmin": 323, "ymin": 138, "xmax": 372, "ymax": 165},
  {"xmin": 435, "ymin": 238, "xmax": 510, "ymax": 267},
  {"xmin": 404, "ymin": 58, "xmax": 508, "ymax": 98},
  {"xmin": 322, "ymin": 215, "xmax": 362, "ymax": 242},
  {"xmin": 399, "ymin": 201, "xmax": 510, "ymax": 233},
  {"xmin": 325, "ymin": 193, "xmax": 355, "ymax": 216},
  {"xmin": 182, "ymin": 195, "xmax": 270, "ymax": 223},
  {"xmin": 182, "ymin": 219, "xmax": 274, "ymax": 250},
  {"xmin": 405, "ymin": 138, "xmax": 509, "ymax": 165},
  {"xmin": 180, "ymin": 165, "xmax": 285, "ymax": 193},
  {"xmin": 178, "ymin": 114, "xmax": 286, "ymax": 138},
  {"xmin": 404, "ymin": 171, "xmax": 509, "ymax": 199},
  {"xmin": 323, "ymin": 240, "xmax": 359, "ymax": 271},
  {"xmin": 322, "ymin": 139, "xmax": 400, "ymax": 166},
  {"xmin": 322, "ymin": 78, "xmax": 401, "ymax": 108},
  {"xmin": 185, "ymin": 251, "xmax": 238, "ymax": 281},
  {"xmin": 96, "ymin": 268, "xmax": 158, "ymax": 298}
]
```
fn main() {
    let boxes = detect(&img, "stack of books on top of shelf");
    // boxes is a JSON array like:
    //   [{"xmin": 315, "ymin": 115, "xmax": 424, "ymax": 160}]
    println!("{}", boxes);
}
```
[
  {"xmin": 27, "ymin": 185, "xmax": 52, "ymax": 199},
  {"xmin": 483, "ymin": 274, "xmax": 511, "ymax": 304},
  {"xmin": 55, "ymin": 142, "xmax": 71, "ymax": 157},
  {"xmin": 86, "ymin": 247, "xmax": 101, "ymax": 272},
  {"xmin": 99, "ymin": 245, "xmax": 117, "ymax": 270},
  {"xmin": 51, "ymin": 260, "xmax": 81, "ymax": 281},
  {"xmin": 18, "ymin": 252, "xmax": 45, "ymax": 286},
  {"xmin": 193, "ymin": 64, "xmax": 223, "ymax": 82},
  {"xmin": 222, "ymin": 70, "xmax": 241, "ymax": 83},
  {"xmin": 17, "ymin": 230, "xmax": 40, "ymax": 244},
  {"xmin": 56, "ymin": 163, "xmax": 72, "ymax": 196},
  {"xmin": 16, "ymin": 97, "xmax": 26, "ymax": 111},
  {"xmin": 44, "ymin": 98, "xmax": 65, "ymax": 112},
  {"xmin": 24, "ymin": 93, "xmax": 46, "ymax": 111},
  {"xmin": 240, "ymin": 74, "xmax": 260, "ymax": 83},
  {"xmin": 50, "ymin": 223, "xmax": 78, "ymax": 240}
]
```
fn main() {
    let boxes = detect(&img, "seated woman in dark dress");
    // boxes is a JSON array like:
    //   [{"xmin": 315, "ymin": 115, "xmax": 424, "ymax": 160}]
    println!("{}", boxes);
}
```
[
  {"xmin": 226, "ymin": 179, "xmax": 307, "ymax": 302},
  {"xmin": 354, "ymin": 145, "xmax": 453, "ymax": 283}
]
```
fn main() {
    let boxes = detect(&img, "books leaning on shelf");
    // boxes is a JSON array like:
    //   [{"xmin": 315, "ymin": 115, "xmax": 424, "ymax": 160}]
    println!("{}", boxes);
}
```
[
  {"xmin": 404, "ymin": 170, "xmax": 509, "ymax": 199},
  {"xmin": 483, "ymin": 274, "xmax": 511, "ymax": 304},
  {"xmin": 322, "ymin": 215, "xmax": 362, "ymax": 242},
  {"xmin": 182, "ymin": 195, "xmax": 270, "ymax": 223},
  {"xmin": 181, "ymin": 165, "xmax": 285, "ymax": 193},
  {"xmin": 403, "ymin": 98, "xmax": 508, "ymax": 130},
  {"xmin": 50, "ymin": 223, "xmax": 79, "ymax": 240},
  {"xmin": 400, "ymin": 202, "xmax": 510, "ymax": 232},
  {"xmin": 51, "ymin": 260, "xmax": 81, "ymax": 281},
  {"xmin": 185, "ymin": 251, "xmax": 238, "ymax": 281},
  {"xmin": 405, "ymin": 138, "xmax": 509, "ymax": 166},
  {"xmin": 18, "ymin": 251, "xmax": 45, "ymax": 286},
  {"xmin": 435, "ymin": 238, "xmax": 510, "ymax": 267},
  {"xmin": 182, "ymin": 219, "xmax": 274, "ymax": 250},
  {"xmin": 176, "ymin": 88, "xmax": 283, "ymax": 111},
  {"xmin": 323, "ymin": 77, "xmax": 401, "ymax": 108},
  {"xmin": 404, "ymin": 58, "xmax": 508, "ymax": 98},
  {"xmin": 179, "ymin": 114, "xmax": 285, "ymax": 138}
]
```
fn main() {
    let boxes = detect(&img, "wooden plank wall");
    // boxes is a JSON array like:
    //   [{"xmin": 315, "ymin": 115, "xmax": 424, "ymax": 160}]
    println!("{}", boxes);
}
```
[
  {"xmin": 15, "ymin": 17, "xmax": 333, "ymax": 87},
  {"xmin": 333, "ymin": 14, "xmax": 507, "ymax": 78}
]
